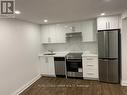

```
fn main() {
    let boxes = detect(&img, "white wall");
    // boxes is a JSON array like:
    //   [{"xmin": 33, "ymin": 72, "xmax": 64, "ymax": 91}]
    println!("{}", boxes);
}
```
[
  {"xmin": 0, "ymin": 19, "xmax": 41, "ymax": 95},
  {"xmin": 121, "ymin": 18, "xmax": 127, "ymax": 85}
]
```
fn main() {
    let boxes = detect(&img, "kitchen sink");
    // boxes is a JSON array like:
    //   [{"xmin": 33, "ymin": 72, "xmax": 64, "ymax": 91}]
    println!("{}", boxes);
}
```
[{"xmin": 44, "ymin": 53, "xmax": 56, "ymax": 55}]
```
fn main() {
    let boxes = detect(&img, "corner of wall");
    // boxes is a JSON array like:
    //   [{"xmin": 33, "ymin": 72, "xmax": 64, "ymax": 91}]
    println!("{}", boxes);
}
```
[{"xmin": 11, "ymin": 74, "xmax": 41, "ymax": 95}]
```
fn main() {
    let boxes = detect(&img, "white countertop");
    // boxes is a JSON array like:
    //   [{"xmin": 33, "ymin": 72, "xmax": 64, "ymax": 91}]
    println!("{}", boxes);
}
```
[
  {"xmin": 39, "ymin": 51, "xmax": 98, "ymax": 57},
  {"xmin": 38, "ymin": 52, "xmax": 69, "ymax": 57},
  {"xmin": 82, "ymin": 53, "xmax": 98, "ymax": 57}
]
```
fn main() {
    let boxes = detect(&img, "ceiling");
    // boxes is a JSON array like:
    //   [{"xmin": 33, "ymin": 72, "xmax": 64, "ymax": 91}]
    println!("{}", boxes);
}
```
[{"xmin": 15, "ymin": 0, "xmax": 127, "ymax": 24}]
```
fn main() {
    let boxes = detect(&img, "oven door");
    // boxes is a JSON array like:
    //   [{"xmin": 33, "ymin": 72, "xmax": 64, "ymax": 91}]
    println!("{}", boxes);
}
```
[{"xmin": 66, "ymin": 59, "xmax": 82, "ymax": 72}]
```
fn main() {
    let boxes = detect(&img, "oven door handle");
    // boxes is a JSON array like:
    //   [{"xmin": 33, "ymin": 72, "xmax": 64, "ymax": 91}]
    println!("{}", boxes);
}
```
[{"xmin": 66, "ymin": 59, "xmax": 82, "ymax": 62}]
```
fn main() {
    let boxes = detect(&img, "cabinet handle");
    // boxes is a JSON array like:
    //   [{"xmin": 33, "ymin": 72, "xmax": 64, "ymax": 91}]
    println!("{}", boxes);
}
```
[
  {"xmin": 106, "ymin": 22, "xmax": 107, "ymax": 29},
  {"xmin": 87, "ymin": 73, "xmax": 94, "ymax": 75},
  {"xmin": 48, "ymin": 37, "xmax": 51, "ymax": 43},
  {"xmin": 108, "ymin": 22, "xmax": 110, "ymax": 29},
  {"xmin": 86, "ymin": 58, "xmax": 94, "ymax": 60},
  {"xmin": 87, "ymin": 65, "xmax": 94, "ymax": 66}
]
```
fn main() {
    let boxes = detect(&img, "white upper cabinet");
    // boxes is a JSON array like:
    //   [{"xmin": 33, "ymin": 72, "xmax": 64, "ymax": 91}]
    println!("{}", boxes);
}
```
[
  {"xmin": 97, "ymin": 16, "xmax": 120, "ymax": 30},
  {"xmin": 41, "ymin": 25, "xmax": 51, "ymax": 43},
  {"xmin": 55, "ymin": 24, "xmax": 66, "ymax": 43},
  {"xmin": 41, "ymin": 20, "xmax": 97, "ymax": 43},
  {"xmin": 81, "ymin": 20, "xmax": 97, "ymax": 42},
  {"xmin": 48, "ymin": 24, "xmax": 57, "ymax": 43},
  {"xmin": 41, "ymin": 24, "xmax": 66, "ymax": 44},
  {"xmin": 97, "ymin": 17, "xmax": 108, "ymax": 30},
  {"xmin": 108, "ymin": 16, "xmax": 120, "ymax": 29}
]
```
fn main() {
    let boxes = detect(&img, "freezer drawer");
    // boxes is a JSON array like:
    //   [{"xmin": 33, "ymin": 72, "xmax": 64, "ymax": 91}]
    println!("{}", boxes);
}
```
[
  {"xmin": 99, "ymin": 59, "xmax": 119, "ymax": 83},
  {"xmin": 99, "ymin": 59, "xmax": 108, "ymax": 82},
  {"xmin": 108, "ymin": 59, "xmax": 119, "ymax": 83}
]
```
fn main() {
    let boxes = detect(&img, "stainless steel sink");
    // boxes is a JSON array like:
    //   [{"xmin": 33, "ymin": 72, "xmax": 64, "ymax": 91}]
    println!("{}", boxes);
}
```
[{"xmin": 44, "ymin": 53, "xmax": 56, "ymax": 55}]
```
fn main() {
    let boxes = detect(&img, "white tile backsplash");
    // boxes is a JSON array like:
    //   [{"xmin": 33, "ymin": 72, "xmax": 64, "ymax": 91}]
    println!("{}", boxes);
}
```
[{"xmin": 41, "ymin": 37, "xmax": 98, "ymax": 54}]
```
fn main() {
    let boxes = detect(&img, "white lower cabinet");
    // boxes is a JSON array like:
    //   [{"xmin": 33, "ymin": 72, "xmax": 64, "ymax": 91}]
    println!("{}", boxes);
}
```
[
  {"xmin": 84, "ymin": 69, "xmax": 98, "ymax": 79},
  {"xmin": 40, "ymin": 56, "xmax": 55, "ymax": 77},
  {"xmin": 82, "ymin": 56, "xmax": 98, "ymax": 80}
]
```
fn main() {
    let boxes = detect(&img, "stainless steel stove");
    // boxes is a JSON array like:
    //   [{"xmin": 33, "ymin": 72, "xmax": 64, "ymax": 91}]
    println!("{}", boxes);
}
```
[
  {"xmin": 66, "ymin": 53, "xmax": 82, "ymax": 59},
  {"xmin": 66, "ymin": 53, "xmax": 83, "ymax": 78}
]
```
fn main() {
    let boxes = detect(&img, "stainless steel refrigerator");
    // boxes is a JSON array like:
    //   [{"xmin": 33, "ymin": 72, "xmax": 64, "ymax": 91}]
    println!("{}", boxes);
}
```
[{"xmin": 98, "ymin": 29, "xmax": 121, "ymax": 83}]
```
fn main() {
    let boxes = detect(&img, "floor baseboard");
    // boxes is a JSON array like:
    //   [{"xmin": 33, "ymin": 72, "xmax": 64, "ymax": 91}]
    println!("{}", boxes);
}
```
[
  {"xmin": 121, "ymin": 81, "xmax": 127, "ymax": 86},
  {"xmin": 11, "ymin": 74, "xmax": 41, "ymax": 95}
]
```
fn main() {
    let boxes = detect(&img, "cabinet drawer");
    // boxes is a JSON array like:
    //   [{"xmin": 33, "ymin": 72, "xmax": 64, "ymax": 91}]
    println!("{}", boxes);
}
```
[
  {"xmin": 84, "ymin": 56, "xmax": 98, "ymax": 61},
  {"xmin": 84, "ymin": 62, "xmax": 98, "ymax": 69},
  {"xmin": 84, "ymin": 69, "xmax": 98, "ymax": 78}
]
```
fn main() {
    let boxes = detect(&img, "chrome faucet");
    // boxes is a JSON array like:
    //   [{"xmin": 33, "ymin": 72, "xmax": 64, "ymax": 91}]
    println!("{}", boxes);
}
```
[{"xmin": 48, "ymin": 49, "xmax": 54, "ymax": 54}]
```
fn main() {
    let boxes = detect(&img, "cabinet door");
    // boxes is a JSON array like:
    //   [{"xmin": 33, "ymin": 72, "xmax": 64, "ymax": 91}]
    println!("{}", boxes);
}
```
[
  {"xmin": 55, "ymin": 24, "xmax": 66, "ymax": 43},
  {"xmin": 82, "ymin": 56, "xmax": 98, "ymax": 79},
  {"xmin": 41, "ymin": 25, "xmax": 51, "ymax": 43},
  {"xmin": 48, "ymin": 57, "xmax": 55, "ymax": 76},
  {"xmin": 48, "ymin": 24, "xmax": 56, "ymax": 43},
  {"xmin": 82, "ymin": 58, "xmax": 85, "ymax": 78},
  {"xmin": 41, "ymin": 24, "xmax": 66, "ymax": 44},
  {"xmin": 81, "ymin": 20, "xmax": 97, "ymax": 42},
  {"xmin": 97, "ymin": 16, "xmax": 120, "ymax": 30},
  {"xmin": 108, "ymin": 16, "xmax": 119, "ymax": 29},
  {"xmin": 40, "ymin": 57, "xmax": 49, "ymax": 75},
  {"xmin": 97, "ymin": 17, "xmax": 108, "ymax": 30}
]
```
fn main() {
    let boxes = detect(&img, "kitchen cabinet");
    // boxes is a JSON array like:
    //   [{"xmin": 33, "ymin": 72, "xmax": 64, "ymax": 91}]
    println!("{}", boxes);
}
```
[
  {"xmin": 82, "ymin": 55, "xmax": 98, "ymax": 80},
  {"xmin": 41, "ymin": 25, "xmax": 51, "ymax": 43},
  {"xmin": 81, "ymin": 20, "xmax": 97, "ymax": 42},
  {"xmin": 48, "ymin": 24, "xmax": 56, "ymax": 43},
  {"xmin": 97, "ymin": 16, "xmax": 120, "ymax": 30},
  {"xmin": 55, "ymin": 24, "xmax": 66, "ymax": 43},
  {"xmin": 41, "ymin": 19, "xmax": 97, "ymax": 43},
  {"xmin": 41, "ymin": 24, "xmax": 66, "ymax": 44},
  {"xmin": 40, "ymin": 56, "xmax": 55, "ymax": 76},
  {"xmin": 64, "ymin": 22, "xmax": 81, "ymax": 33}
]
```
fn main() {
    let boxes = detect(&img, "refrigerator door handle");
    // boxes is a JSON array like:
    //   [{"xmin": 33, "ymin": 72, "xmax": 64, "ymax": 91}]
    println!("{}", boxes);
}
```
[{"xmin": 104, "ymin": 32, "xmax": 106, "ymax": 57}]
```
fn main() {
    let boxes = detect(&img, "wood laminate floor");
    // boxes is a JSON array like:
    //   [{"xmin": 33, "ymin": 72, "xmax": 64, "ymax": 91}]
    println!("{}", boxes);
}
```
[{"xmin": 20, "ymin": 77, "xmax": 127, "ymax": 95}]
